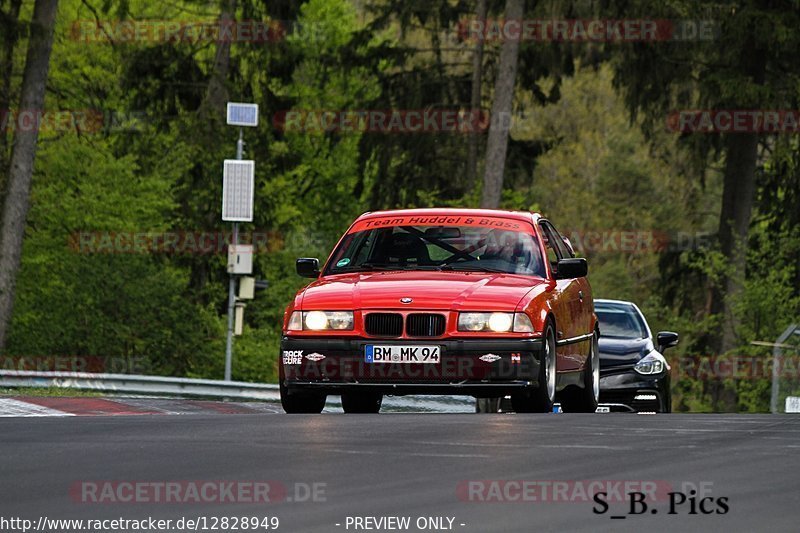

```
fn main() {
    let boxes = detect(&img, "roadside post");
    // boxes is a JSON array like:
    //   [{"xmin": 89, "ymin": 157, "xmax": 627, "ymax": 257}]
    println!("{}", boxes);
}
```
[{"xmin": 222, "ymin": 102, "xmax": 258, "ymax": 381}]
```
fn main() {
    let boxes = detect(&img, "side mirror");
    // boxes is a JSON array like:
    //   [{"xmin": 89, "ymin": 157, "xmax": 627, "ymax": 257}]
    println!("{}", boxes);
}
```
[
  {"xmin": 657, "ymin": 331, "xmax": 679, "ymax": 352},
  {"xmin": 296, "ymin": 258, "xmax": 320, "ymax": 278},
  {"xmin": 555, "ymin": 258, "xmax": 588, "ymax": 279}
]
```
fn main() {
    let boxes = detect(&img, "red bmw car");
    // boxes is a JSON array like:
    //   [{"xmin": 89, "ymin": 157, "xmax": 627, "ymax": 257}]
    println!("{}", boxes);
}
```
[{"xmin": 279, "ymin": 209, "xmax": 598, "ymax": 414}]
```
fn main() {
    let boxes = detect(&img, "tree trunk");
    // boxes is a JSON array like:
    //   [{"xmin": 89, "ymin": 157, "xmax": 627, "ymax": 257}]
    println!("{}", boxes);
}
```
[
  {"xmin": 199, "ymin": 0, "xmax": 236, "ymax": 120},
  {"xmin": 708, "ymin": 40, "xmax": 766, "ymax": 356},
  {"xmin": 188, "ymin": 0, "xmax": 236, "ymax": 298},
  {"xmin": 712, "ymin": 132, "xmax": 759, "ymax": 353},
  {"xmin": 466, "ymin": 0, "xmax": 487, "ymax": 192},
  {"xmin": 0, "ymin": 0, "xmax": 23, "ymax": 184},
  {"xmin": 480, "ymin": 0, "xmax": 523, "ymax": 208},
  {"xmin": 0, "ymin": 0, "xmax": 59, "ymax": 351}
]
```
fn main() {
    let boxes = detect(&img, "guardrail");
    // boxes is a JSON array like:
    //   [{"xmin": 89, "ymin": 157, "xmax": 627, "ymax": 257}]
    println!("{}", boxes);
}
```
[
  {"xmin": 0, "ymin": 370, "xmax": 280, "ymax": 401},
  {"xmin": 0, "ymin": 370, "xmax": 477, "ymax": 411}
]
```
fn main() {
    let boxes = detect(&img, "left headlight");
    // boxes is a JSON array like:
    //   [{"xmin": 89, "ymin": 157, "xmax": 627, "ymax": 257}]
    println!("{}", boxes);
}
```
[
  {"xmin": 634, "ymin": 352, "xmax": 667, "ymax": 375},
  {"xmin": 287, "ymin": 311, "xmax": 354, "ymax": 331},
  {"xmin": 457, "ymin": 312, "xmax": 533, "ymax": 333}
]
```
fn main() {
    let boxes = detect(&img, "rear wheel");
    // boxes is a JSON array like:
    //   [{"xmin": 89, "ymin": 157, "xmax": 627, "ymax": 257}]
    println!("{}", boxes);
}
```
[
  {"xmin": 280, "ymin": 382, "xmax": 326, "ymax": 414},
  {"xmin": 341, "ymin": 392, "xmax": 383, "ymax": 413},
  {"xmin": 560, "ymin": 331, "xmax": 600, "ymax": 413},
  {"xmin": 511, "ymin": 323, "xmax": 556, "ymax": 413}
]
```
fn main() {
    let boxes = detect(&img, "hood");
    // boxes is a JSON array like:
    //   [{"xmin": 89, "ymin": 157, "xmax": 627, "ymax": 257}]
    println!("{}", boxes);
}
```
[
  {"xmin": 299, "ymin": 271, "xmax": 545, "ymax": 311},
  {"xmin": 599, "ymin": 337, "xmax": 654, "ymax": 369}
]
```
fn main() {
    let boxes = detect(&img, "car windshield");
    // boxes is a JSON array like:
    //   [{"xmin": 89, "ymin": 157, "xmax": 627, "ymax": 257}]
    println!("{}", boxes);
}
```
[
  {"xmin": 596, "ymin": 305, "xmax": 648, "ymax": 339},
  {"xmin": 325, "ymin": 224, "xmax": 546, "ymax": 277}
]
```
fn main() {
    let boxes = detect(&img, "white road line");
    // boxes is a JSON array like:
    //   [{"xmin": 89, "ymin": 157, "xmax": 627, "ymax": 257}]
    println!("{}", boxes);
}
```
[{"xmin": 0, "ymin": 398, "xmax": 75, "ymax": 417}]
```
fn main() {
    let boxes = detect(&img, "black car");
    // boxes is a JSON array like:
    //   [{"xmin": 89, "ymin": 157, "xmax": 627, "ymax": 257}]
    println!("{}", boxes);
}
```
[{"xmin": 595, "ymin": 299, "xmax": 678, "ymax": 413}]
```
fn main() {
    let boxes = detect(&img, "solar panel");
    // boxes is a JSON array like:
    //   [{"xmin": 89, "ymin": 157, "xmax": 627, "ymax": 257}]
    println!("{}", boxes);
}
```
[
  {"xmin": 222, "ymin": 160, "xmax": 255, "ymax": 221},
  {"xmin": 226, "ymin": 102, "xmax": 259, "ymax": 127}
]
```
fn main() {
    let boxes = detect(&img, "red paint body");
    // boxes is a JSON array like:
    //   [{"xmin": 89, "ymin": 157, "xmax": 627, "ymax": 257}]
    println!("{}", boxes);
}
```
[{"xmin": 280, "ymin": 208, "xmax": 596, "ymax": 399}]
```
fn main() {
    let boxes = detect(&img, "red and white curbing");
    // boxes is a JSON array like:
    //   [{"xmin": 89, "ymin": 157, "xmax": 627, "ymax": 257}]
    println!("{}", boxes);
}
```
[
  {"xmin": 0, "ymin": 397, "xmax": 280, "ymax": 417},
  {"xmin": 0, "ymin": 398, "xmax": 76, "ymax": 417}
]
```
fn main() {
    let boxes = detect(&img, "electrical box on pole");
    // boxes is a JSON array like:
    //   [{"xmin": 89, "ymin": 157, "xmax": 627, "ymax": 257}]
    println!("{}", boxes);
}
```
[
  {"xmin": 227, "ymin": 244, "xmax": 253, "ymax": 275},
  {"xmin": 238, "ymin": 276, "xmax": 255, "ymax": 300}
]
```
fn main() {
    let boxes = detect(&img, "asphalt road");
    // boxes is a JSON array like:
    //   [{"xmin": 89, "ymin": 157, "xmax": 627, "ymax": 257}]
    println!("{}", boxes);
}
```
[{"xmin": 2, "ymin": 412, "xmax": 799, "ymax": 533}]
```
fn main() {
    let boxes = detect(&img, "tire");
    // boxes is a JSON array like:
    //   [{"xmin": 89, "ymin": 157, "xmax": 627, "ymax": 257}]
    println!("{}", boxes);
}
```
[
  {"xmin": 661, "ymin": 375, "xmax": 672, "ymax": 413},
  {"xmin": 476, "ymin": 397, "xmax": 501, "ymax": 413},
  {"xmin": 560, "ymin": 330, "xmax": 600, "ymax": 413},
  {"xmin": 511, "ymin": 322, "xmax": 556, "ymax": 413},
  {"xmin": 341, "ymin": 392, "xmax": 383, "ymax": 413},
  {"xmin": 280, "ymin": 382, "xmax": 326, "ymax": 414}
]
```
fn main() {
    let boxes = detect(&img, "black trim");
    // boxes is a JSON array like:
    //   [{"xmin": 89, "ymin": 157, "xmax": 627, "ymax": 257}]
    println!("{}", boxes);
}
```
[{"xmin": 280, "ymin": 336, "xmax": 544, "ymax": 396}]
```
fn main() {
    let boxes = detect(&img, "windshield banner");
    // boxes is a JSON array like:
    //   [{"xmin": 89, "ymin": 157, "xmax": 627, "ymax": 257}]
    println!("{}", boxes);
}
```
[{"xmin": 349, "ymin": 215, "xmax": 532, "ymax": 233}]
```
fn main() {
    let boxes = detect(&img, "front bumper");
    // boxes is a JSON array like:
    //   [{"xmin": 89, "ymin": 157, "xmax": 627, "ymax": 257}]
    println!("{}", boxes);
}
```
[
  {"xmin": 599, "ymin": 368, "xmax": 671, "ymax": 412},
  {"xmin": 280, "ymin": 336, "xmax": 543, "ymax": 396}
]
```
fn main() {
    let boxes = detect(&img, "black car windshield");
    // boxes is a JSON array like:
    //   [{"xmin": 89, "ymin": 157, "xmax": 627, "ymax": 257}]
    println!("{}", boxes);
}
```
[
  {"xmin": 325, "ymin": 225, "xmax": 546, "ymax": 277},
  {"xmin": 596, "ymin": 304, "xmax": 648, "ymax": 339}
]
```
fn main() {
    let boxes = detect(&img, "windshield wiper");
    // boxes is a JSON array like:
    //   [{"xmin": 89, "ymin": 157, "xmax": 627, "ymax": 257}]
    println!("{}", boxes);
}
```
[
  {"xmin": 336, "ymin": 264, "xmax": 401, "ymax": 272},
  {"xmin": 439, "ymin": 265, "xmax": 508, "ymax": 274},
  {"xmin": 337, "ymin": 263, "xmax": 442, "ymax": 272}
]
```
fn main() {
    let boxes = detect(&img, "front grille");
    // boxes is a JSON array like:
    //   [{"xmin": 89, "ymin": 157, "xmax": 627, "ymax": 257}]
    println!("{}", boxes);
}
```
[
  {"xmin": 406, "ymin": 313, "xmax": 446, "ymax": 337},
  {"xmin": 364, "ymin": 313, "xmax": 403, "ymax": 337}
]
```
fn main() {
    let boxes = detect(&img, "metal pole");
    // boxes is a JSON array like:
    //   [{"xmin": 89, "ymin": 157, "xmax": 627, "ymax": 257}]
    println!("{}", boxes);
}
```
[
  {"xmin": 771, "ymin": 324, "xmax": 798, "ymax": 413},
  {"xmin": 224, "ymin": 129, "xmax": 245, "ymax": 381}
]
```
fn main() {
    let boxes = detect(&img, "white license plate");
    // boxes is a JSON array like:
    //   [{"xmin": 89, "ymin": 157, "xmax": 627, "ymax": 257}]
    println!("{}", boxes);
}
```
[{"xmin": 365, "ymin": 345, "xmax": 441, "ymax": 364}]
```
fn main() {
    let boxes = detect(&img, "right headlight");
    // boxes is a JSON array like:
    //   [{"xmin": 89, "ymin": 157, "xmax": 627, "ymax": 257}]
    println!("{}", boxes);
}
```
[
  {"xmin": 634, "ymin": 352, "xmax": 667, "ymax": 375},
  {"xmin": 457, "ymin": 312, "xmax": 533, "ymax": 333}
]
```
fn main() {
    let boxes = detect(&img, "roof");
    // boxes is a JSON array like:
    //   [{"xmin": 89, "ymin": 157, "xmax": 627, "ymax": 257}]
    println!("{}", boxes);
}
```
[{"xmin": 356, "ymin": 208, "xmax": 541, "ymax": 224}]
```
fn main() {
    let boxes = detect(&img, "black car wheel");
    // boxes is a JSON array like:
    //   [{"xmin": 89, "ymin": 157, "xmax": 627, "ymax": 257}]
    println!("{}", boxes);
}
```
[
  {"xmin": 280, "ymin": 382, "xmax": 326, "ymax": 414},
  {"xmin": 560, "ymin": 330, "xmax": 600, "ymax": 413},
  {"xmin": 511, "ymin": 322, "xmax": 556, "ymax": 413},
  {"xmin": 341, "ymin": 392, "xmax": 383, "ymax": 413}
]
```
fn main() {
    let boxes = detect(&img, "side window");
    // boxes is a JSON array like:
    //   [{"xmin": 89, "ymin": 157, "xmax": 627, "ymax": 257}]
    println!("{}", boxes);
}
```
[
  {"xmin": 539, "ymin": 221, "xmax": 568, "ymax": 275},
  {"xmin": 548, "ymin": 223, "xmax": 573, "ymax": 258}
]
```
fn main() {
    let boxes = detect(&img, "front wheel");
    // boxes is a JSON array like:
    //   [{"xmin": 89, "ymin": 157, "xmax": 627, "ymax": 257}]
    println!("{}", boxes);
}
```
[
  {"xmin": 280, "ymin": 382, "xmax": 326, "ymax": 414},
  {"xmin": 511, "ymin": 323, "xmax": 556, "ymax": 413},
  {"xmin": 341, "ymin": 392, "xmax": 383, "ymax": 413},
  {"xmin": 560, "ymin": 331, "xmax": 600, "ymax": 413}
]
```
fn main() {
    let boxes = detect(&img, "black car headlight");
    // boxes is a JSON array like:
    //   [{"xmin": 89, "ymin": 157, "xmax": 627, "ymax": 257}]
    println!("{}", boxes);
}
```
[{"xmin": 634, "ymin": 352, "xmax": 667, "ymax": 375}]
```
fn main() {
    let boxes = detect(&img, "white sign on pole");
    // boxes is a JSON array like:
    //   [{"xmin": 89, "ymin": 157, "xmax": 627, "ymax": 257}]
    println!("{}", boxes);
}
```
[
  {"xmin": 222, "ymin": 160, "xmax": 254, "ymax": 222},
  {"xmin": 226, "ymin": 103, "xmax": 259, "ymax": 127},
  {"xmin": 786, "ymin": 396, "xmax": 800, "ymax": 413}
]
